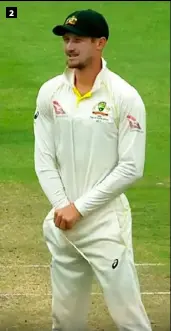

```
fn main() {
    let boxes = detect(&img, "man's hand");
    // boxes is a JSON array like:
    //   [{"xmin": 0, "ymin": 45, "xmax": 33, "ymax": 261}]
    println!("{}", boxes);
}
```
[{"xmin": 54, "ymin": 203, "xmax": 82, "ymax": 230}]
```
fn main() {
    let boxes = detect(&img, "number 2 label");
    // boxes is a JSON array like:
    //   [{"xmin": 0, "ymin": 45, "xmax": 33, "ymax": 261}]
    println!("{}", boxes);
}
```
[
  {"xmin": 9, "ymin": 10, "xmax": 14, "ymax": 17},
  {"xmin": 6, "ymin": 7, "xmax": 17, "ymax": 18}
]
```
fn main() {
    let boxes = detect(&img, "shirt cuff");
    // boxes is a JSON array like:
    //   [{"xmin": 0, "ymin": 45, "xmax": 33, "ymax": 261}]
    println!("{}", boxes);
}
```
[{"xmin": 74, "ymin": 198, "xmax": 87, "ymax": 217}]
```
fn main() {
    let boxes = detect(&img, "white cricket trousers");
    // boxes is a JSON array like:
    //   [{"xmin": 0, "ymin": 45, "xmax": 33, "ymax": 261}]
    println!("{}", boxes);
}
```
[{"xmin": 43, "ymin": 200, "xmax": 152, "ymax": 331}]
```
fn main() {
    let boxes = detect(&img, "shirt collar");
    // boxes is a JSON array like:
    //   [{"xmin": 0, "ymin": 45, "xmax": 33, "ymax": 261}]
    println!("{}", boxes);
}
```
[{"xmin": 63, "ymin": 57, "xmax": 107, "ymax": 91}]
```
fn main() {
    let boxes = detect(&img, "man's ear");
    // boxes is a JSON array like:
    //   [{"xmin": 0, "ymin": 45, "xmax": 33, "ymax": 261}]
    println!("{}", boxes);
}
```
[{"xmin": 96, "ymin": 37, "xmax": 107, "ymax": 51}]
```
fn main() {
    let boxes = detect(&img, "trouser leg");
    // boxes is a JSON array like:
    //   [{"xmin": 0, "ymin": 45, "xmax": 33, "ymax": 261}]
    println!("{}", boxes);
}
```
[
  {"xmin": 79, "ymin": 212, "xmax": 152, "ymax": 331},
  {"xmin": 101, "ymin": 249, "xmax": 152, "ymax": 331},
  {"xmin": 43, "ymin": 209, "xmax": 93, "ymax": 331}
]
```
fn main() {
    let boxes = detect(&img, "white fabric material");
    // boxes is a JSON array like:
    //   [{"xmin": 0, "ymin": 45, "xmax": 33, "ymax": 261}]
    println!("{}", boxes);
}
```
[
  {"xmin": 43, "ymin": 208, "xmax": 152, "ymax": 331},
  {"xmin": 34, "ymin": 58, "xmax": 146, "ymax": 215},
  {"xmin": 34, "ymin": 58, "xmax": 152, "ymax": 330}
]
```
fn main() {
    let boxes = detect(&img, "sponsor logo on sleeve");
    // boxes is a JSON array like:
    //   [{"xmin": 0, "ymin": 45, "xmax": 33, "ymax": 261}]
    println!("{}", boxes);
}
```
[
  {"xmin": 34, "ymin": 110, "xmax": 39, "ymax": 120},
  {"xmin": 127, "ymin": 114, "xmax": 143, "ymax": 132},
  {"xmin": 52, "ymin": 101, "xmax": 66, "ymax": 116}
]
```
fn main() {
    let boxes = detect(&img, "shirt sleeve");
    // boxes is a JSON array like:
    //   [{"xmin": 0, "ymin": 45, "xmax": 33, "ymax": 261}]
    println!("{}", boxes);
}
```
[
  {"xmin": 74, "ymin": 90, "xmax": 146, "ymax": 217},
  {"xmin": 34, "ymin": 84, "xmax": 69, "ymax": 208}
]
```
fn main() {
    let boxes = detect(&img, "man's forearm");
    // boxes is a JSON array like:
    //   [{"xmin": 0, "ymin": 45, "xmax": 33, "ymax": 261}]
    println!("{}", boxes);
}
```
[
  {"xmin": 74, "ymin": 160, "xmax": 142, "ymax": 217},
  {"xmin": 36, "ymin": 166, "xmax": 70, "ymax": 208}
]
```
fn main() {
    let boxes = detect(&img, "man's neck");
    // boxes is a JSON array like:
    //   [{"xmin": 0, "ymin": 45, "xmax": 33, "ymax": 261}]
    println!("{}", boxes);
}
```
[{"xmin": 74, "ymin": 58, "xmax": 102, "ymax": 95}]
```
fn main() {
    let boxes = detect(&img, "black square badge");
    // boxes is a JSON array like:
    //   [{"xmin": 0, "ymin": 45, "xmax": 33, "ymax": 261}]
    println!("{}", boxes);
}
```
[{"xmin": 6, "ymin": 7, "xmax": 17, "ymax": 18}]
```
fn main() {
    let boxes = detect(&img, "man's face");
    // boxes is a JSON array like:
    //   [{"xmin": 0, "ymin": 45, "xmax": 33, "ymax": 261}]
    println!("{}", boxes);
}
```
[{"xmin": 62, "ymin": 33, "xmax": 102, "ymax": 69}]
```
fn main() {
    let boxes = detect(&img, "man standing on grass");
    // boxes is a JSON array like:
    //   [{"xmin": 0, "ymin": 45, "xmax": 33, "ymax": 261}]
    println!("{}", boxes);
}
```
[{"xmin": 34, "ymin": 9, "xmax": 152, "ymax": 331}]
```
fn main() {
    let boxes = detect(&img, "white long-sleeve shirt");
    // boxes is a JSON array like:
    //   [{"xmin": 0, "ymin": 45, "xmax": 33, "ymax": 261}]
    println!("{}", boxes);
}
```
[{"xmin": 34, "ymin": 59, "xmax": 146, "ymax": 217}]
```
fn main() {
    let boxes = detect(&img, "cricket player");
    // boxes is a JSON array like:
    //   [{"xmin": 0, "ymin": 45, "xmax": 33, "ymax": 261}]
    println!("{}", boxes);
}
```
[{"xmin": 34, "ymin": 9, "xmax": 152, "ymax": 331}]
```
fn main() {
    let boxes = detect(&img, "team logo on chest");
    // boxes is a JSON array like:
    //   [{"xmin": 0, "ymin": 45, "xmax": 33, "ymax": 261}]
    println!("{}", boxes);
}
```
[
  {"xmin": 91, "ymin": 101, "xmax": 115, "ymax": 123},
  {"xmin": 92, "ymin": 101, "xmax": 109, "ymax": 116}
]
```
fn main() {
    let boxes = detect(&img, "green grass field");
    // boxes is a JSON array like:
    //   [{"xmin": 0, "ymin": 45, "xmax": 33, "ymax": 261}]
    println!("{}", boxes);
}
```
[{"xmin": 0, "ymin": 1, "xmax": 170, "ymax": 331}]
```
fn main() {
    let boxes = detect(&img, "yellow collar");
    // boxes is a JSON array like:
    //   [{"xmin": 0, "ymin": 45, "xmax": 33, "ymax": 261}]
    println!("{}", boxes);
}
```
[
  {"xmin": 63, "ymin": 58, "xmax": 107, "ymax": 104},
  {"xmin": 72, "ymin": 87, "xmax": 92, "ymax": 104}
]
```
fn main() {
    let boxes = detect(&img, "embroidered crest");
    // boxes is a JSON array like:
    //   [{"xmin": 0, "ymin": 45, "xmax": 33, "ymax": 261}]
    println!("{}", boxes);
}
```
[
  {"xmin": 65, "ymin": 16, "xmax": 77, "ymax": 26},
  {"xmin": 98, "ymin": 101, "xmax": 106, "ymax": 112},
  {"xmin": 92, "ymin": 101, "xmax": 109, "ymax": 116}
]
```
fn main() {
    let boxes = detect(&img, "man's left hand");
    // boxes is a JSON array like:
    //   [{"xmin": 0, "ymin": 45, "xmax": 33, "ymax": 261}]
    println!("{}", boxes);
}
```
[{"xmin": 54, "ymin": 203, "xmax": 82, "ymax": 231}]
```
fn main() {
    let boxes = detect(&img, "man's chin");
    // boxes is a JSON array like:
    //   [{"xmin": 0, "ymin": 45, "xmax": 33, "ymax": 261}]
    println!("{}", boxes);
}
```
[
  {"xmin": 67, "ymin": 59, "xmax": 85, "ymax": 70},
  {"xmin": 67, "ymin": 63, "xmax": 77, "ymax": 69},
  {"xmin": 67, "ymin": 59, "xmax": 79, "ymax": 68}
]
